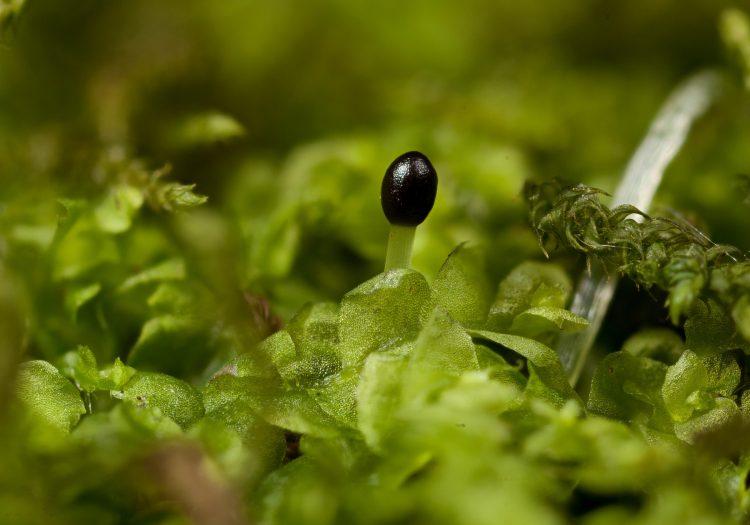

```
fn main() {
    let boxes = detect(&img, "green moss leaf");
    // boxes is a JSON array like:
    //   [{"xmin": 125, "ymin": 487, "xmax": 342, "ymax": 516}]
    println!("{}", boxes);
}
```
[
  {"xmin": 468, "ymin": 330, "xmax": 576, "ymax": 406},
  {"xmin": 99, "ymin": 358, "xmax": 136, "ymax": 391},
  {"xmin": 486, "ymin": 262, "xmax": 571, "ymax": 331},
  {"xmin": 662, "ymin": 350, "xmax": 740, "ymax": 422},
  {"xmin": 261, "ymin": 330, "xmax": 298, "ymax": 381},
  {"xmin": 117, "ymin": 257, "xmax": 186, "ymax": 293},
  {"xmin": 16, "ymin": 360, "xmax": 85, "ymax": 433},
  {"xmin": 72, "ymin": 402, "xmax": 182, "ymax": 450},
  {"xmin": 621, "ymin": 328, "xmax": 684, "ymax": 364},
  {"xmin": 262, "ymin": 389, "xmax": 344, "ymax": 438},
  {"xmin": 402, "ymin": 308, "xmax": 479, "ymax": 402},
  {"xmin": 127, "ymin": 315, "xmax": 213, "ymax": 376},
  {"xmin": 58, "ymin": 345, "xmax": 99, "ymax": 393},
  {"xmin": 431, "ymin": 244, "xmax": 492, "ymax": 328},
  {"xmin": 721, "ymin": 8, "xmax": 750, "ymax": 90},
  {"xmin": 281, "ymin": 302, "xmax": 342, "ymax": 386},
  {"xmin": 63, "ymin": 282, "xmax": 101, "ymax": 321},
  {"xmin": 287, "ymin": 302, "xmax": 339, "ymax": 356},
  {"xmin": 674, "ymin": 397, "xmax": 742, "ymax": 444},
  {"xmin": 509, "ymin": 306, "xmax": 588, "ymax": 337},
  {"xmin": 154, "ymin": 183, "xmax": 208, "ymax": 212},
  {"xmin": 122, "ymin": 371, "xmax": 204, "ymax": 430},
  {"xmin": 201, "ymin": 399, "xmax": 285, "ymax": 480},
  {"xmin": 357, "ymin": 347, "xmax": 409, "ymax": 448},
  {"xmin": 94, "ymin": 184, "xmax": 144, "ymax": 234},
  {"xmin": 685, "ymin": 299, "xmax": 750, "ymax": 355},
  {"xmin": 587, "ymin": 352, "xmax": 669, "ymax": 428},
  {"xmin": 338, "ymin": 269, "xmax": 430, "ymax": 367},
  {"xmin": 166, "ymin": 111, "xmax": 246, "ymax": 150}
]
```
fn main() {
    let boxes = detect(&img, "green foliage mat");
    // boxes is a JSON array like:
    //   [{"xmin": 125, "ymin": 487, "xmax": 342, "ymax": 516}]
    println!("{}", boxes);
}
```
[{"xmin": 3, "ymin": 2, "xmax": 750, "ymax": 525}]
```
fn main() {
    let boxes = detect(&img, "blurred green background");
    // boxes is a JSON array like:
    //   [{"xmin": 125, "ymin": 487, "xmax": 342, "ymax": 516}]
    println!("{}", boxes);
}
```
[{"xmin": 1, "ymin": 0, "xmax": 749, "ymax": 367}]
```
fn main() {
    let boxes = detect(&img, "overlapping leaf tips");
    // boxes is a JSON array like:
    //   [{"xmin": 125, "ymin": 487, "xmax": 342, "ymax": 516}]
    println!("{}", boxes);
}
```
[{"xmin": 524, "ymin": 180, "xmax": 746, "ymax": 325}]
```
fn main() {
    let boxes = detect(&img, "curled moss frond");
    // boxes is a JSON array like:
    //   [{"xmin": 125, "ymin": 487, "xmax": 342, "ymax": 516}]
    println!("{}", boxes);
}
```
[{"xmin": 524, "ymin": 180, "xmax": 746, "ymax": 325}]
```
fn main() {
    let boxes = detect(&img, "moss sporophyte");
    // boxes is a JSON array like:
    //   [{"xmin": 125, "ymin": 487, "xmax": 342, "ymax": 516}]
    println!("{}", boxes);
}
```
[{"xmin": 381, "ymin": 151, "xmax": 438, "ymax": 271}]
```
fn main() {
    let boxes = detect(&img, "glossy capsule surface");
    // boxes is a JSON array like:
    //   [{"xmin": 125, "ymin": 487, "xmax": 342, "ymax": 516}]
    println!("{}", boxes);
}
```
[{"xmin": 381, "ymin": 151, "xmax": 438, "ymax": 226}]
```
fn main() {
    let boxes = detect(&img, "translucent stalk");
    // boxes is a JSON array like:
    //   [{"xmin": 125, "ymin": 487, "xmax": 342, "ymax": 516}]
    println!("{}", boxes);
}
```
[
  {"xmin": 384, "ymin": 225, "xmax": 416, "ymax": 271},
  {"xmin": 557, "ymin": 70, "xmax": 724, "ymax": 386}
]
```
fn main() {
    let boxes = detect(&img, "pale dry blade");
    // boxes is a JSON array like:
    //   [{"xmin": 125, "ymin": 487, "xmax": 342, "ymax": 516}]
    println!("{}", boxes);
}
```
[{"xmin": 558, "ymin": 70, "xmax": 724, "ymax": 385}]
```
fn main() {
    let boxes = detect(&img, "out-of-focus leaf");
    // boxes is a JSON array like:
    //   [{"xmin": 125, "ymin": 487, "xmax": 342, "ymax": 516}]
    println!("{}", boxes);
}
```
[
  {"xmin": 52, "ymin": 199, "xmax": 88, "ymax": 247},
  {"xmin": 256, "ymin": 457, "xmax": 338, "ymax": 525},
  {"xmin": 203, "ymin": 398, "xmax": 285, "ymax": 469},
  {"xmin": 94, "ymin": 184, "xmax": 144, "ymax": 234},
  {"xmin": 166, "ymin": 111, "xmax": 246, "ymax": 150},
  {"xmin": 721, "ymin": 8, "xmax": 750, "ymax": 90},
  {"xmin": 146, "ymin": 281, "xmax": 209, "ymax": 317},
  {"xmin": 127, "ymin": 315, "xmax": 213, "ymax": 376},
  {"xmin": 0, "ymin": 0, "xmax": 25, "ymax": 31},
  {"xmin": 52, "ymin": 219, "xmax": 119, "ymax": 281},
  {"xmin": 154, "ymin": 182, "xmax": 208, "ymax": 211},
  {"xmin": 64, "ymin": 282, "xmax": 101, "ymax": 321},
  {"xmin": 731, "ymin": 294, "xmax": 750, "ymax": 342},
  {"xmin": 621, "ymin": 328, "xmax": 684, "ymax": 364},
  {"xmin": 59, "ymin": 345, "xmax": 99, "ymax": 393},
  {"xmin": 190, "ymin": 418, "xmax": 253, "ymax": 482},
  {"xmin": 248, "ymin": 206, "xmax": 301, "ymax": 279},
  {"xmin": 118, "ymin": 258, "xmax": 186, "ymax": 293},
  {"xmin": 8, "ymin": 223, "xmax": 55, "ymax": 249}
]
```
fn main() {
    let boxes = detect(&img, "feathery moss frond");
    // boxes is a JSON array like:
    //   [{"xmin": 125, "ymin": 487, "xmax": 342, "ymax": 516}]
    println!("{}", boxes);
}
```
[{"xmin": 525, "ymin": 180, "xmax": 746, "ymax": 326}]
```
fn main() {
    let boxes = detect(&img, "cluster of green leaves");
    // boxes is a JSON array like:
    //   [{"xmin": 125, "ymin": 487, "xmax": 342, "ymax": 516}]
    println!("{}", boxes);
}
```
[
  {"xmin": 5, "ymin": 343, "xmax": 283, "ymax": 524},
  {"xmin": 523, "ymin": 181, "xmax": 750, "ymax": 517},
  {"xmin": 0, "ymin": 170, "xmax": 280, "ymax": 523},
  {"xmin": 0, "ymin": 153, "xmax": 236, "ymax": 376},
  {"xmin": 525, "ymin": 181, "xmax": 750, "ymax": 343},
  {"xmin": 587, "ymin": 331, "xmax": 746, "ymax": 443},
  {"xmin": 8, "ymin": 240, "xmax": 750, "ymax": 524}
]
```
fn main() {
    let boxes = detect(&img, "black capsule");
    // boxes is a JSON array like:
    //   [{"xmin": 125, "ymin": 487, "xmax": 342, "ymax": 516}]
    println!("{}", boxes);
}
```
[{"xmin": 381, "ymin": 151, "xmax": 438, "ymax": 226}]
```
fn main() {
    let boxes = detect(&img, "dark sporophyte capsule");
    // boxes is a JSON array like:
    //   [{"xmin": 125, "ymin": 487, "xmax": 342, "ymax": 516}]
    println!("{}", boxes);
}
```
[{"xmin": 381, "ymin": 151, "xmax": 438, "ymax": 226}]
